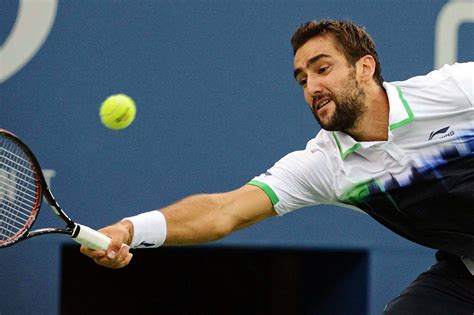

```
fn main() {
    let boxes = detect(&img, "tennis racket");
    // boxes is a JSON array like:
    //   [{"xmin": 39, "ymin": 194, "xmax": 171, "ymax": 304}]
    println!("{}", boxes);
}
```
[{"xmin": 0, "ymin": 128, "xmax": 111, "ymax": 250}]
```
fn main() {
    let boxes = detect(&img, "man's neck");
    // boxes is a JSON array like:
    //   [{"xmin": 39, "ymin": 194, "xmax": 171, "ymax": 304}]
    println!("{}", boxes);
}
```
[{"xmin": 346, "ymin": 84, "xmax": 389, "ymax": 142}]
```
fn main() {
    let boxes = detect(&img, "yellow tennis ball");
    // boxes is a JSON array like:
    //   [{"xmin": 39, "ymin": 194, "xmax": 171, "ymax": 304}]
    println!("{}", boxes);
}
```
[{"xmin": 100, "ymin": 94, "xmax": 136, "ymax": 130}]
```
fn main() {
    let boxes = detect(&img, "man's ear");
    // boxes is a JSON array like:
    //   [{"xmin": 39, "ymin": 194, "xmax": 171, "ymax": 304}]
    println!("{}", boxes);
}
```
[{"xmin": 357, "ymin": 55, "xmax": 376, "ymax": 83}]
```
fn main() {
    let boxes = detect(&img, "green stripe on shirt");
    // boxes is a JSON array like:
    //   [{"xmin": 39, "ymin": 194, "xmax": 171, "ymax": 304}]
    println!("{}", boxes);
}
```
[{"xmin": 247, "ymin": 180, "xmax": 280, "ymax": 205}]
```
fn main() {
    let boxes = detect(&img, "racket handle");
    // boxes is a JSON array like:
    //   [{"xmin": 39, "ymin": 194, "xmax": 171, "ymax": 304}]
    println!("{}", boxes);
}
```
[{"xmin": 72, "ymin": 224, "xmax": 111, "ymax": 251}]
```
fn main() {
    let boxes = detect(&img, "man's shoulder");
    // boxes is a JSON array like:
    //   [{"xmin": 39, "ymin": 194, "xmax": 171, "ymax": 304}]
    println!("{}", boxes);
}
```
[
  {"xmin": 386, "ymin": 62, "xmax": 473, "ymax": 109},
  {"xmin": 299, "ymin": 130, "xmax": 342, "ymax": 160},
  {"xmin": 310, "ymin": 129, "xmax": 336, "ymax": 147},
  {"xmin": 389, "ymin": 62, "xmax": 473, "ymax": 89}
]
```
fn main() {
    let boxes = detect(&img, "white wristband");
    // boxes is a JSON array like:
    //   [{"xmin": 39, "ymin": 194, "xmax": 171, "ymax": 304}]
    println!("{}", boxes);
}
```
[{"xmin": 122, "ymin": 210, "xmax": 167, "ymax": 248}]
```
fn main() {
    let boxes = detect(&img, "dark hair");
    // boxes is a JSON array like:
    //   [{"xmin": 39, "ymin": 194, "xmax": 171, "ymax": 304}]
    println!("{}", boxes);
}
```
[{"xmin": 291, "ymin": 20, "xmax": 383, "ymax": 87}]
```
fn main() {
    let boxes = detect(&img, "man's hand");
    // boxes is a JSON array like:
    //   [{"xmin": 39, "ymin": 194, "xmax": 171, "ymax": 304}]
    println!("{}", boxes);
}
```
[
  {"xmin": 79, "ymin": 184, "xmax": 275, "ymax": 268},
  {"xmin": 80, "ymin": 220, "xmax": 134, "ymax": 269}
]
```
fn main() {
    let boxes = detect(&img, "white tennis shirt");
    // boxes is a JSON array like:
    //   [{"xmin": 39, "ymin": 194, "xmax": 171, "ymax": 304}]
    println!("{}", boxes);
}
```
[{"xmin": 249, "ymin": 62, "xmax": 474, "ymax": 257}]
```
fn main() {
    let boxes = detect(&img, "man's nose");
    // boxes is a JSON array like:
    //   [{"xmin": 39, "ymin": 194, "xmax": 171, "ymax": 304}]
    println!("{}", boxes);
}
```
[{"xmin": 306, "ymin": 75, "xmax": 323, "ymax": 96}]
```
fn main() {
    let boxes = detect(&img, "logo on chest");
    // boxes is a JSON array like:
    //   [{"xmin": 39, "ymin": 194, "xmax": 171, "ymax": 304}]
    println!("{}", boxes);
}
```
[{"xmin": 428, "ymin": 126, "xmax": 455, "ymax": 141}]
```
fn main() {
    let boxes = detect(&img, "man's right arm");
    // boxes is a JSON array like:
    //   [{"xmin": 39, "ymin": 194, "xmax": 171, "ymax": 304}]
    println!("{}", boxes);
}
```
[
  {"xmin": 162, "ymin": 184, "xmax": 277, "ymax": 245},
  {"xmin": 80, "ymin": 184, "xmax": 276, "ymax": 268}
]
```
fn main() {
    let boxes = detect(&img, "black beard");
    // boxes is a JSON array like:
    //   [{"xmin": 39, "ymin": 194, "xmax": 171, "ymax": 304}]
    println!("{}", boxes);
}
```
[{"xmin": 312, "ymin": 71, "xmax": 367, "ymax": 132}]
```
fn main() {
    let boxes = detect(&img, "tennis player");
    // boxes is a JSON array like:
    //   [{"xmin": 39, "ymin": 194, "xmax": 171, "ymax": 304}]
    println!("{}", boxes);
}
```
[{"xmin": 81, "ymin": 20, "xmax": 474, "ymax": 313}]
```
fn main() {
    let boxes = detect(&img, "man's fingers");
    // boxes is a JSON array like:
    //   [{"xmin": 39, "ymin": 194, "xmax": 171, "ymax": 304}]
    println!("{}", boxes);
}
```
[
  {"xmin": 80, "ymin": 245, "xmax": 106, "ymax": 259},
  {"xmin": 89, "ymin": 244, "xmax": 133, "ymax": 269},
  {"xmin": 106, "ymin": 238, "xmax": 127, "ymax": 259},
  {"xmin": 79, "ymin": 221, "xmax": 134, "ymax": 269},
  {"xmin": 112, "ymin": 245, "xmax": 133, "ymax": 268}
]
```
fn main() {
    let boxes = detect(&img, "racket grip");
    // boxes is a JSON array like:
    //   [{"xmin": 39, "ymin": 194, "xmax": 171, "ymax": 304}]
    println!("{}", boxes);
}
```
[{"xmin": 72, "ymin": 224, "xmax": 111, "ymax": 251}]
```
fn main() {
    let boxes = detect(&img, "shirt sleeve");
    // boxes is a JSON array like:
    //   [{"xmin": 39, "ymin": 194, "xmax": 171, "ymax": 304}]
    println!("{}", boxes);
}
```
[{"xmin": 249, "ymin": 145, "xmax": 335, "ymax": 216}]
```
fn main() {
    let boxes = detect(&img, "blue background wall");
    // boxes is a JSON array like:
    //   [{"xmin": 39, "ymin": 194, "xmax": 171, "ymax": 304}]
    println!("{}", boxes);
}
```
[{"xmin": 1, "ymin": 0, "xmax": 473, "ymax": 314}]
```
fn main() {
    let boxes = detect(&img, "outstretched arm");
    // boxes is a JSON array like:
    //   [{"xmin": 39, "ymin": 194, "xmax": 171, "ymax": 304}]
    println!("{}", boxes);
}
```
[
  {"xmin": 80, "ymin": 184, "xmax": 276, "ymax": 268},
  {"xmin": 163, "ymin": 184, "xmax": 276, "ymax": 245}
]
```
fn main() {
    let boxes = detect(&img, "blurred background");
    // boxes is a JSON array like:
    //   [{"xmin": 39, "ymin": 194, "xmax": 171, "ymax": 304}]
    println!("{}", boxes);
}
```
[{"xmin": 1, "ymin": 0, "xmax": 473, "ymax": 314}]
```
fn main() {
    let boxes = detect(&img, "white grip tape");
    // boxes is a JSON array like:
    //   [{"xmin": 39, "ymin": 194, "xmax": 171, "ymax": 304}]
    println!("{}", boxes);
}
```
[
  {"xmin": 72, "ymin": 224, "xmax": 111, "ymax": 251},
  {"xmin": 122, "ymin": 210, "xmax": 167, "ymax": 248}
]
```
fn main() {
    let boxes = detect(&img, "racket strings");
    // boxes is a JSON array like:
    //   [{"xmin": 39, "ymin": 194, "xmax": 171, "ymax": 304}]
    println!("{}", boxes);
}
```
[{"xmin": 0, "ymin": 137, "xmax": 40, "ymax": 243}]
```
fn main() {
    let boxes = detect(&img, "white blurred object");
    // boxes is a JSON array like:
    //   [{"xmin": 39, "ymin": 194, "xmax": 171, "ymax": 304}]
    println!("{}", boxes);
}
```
[
  {"xmin": 0, "ymin": 0, "xmax": 58, "ymax": 83},
  {"xmin": 435, "ymin": 0, "xmax": 474, "ymax": 69}
]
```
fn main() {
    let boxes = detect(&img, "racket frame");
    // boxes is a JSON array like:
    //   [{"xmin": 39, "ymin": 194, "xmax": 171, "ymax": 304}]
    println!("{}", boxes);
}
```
[{"xmin": 1, "ymin": 129, "xmax": 81, "ymax": 247}]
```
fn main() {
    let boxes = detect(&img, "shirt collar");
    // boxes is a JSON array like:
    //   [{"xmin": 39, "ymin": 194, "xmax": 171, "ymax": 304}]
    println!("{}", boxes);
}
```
[{"xmin": 332, "ymin": 82, "xmax": 414, "ymax": 159}]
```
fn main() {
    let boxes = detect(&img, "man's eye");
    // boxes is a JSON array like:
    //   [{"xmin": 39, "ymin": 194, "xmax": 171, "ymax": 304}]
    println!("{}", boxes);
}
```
[
  {"xmin": 298, "ymin": 79, "xmax": 307, "ymax": 86},
  {"xmin": 318, "ymin": 66, "xmax": 329, "ymax": 74}
]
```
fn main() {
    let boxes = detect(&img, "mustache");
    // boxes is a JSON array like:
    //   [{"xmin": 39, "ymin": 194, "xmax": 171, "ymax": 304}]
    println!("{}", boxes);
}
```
[{"xmin": 311, "ymin": 92, "xmax": 333, "ymax": 110}]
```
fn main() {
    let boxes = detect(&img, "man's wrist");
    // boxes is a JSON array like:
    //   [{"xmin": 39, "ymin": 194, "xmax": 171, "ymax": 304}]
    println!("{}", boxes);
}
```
[
  {"xmin": 119, "ymin": 219, "xmax": 134, "ymax": 246},
  {"xmin": 121, "ymin": 211, "xmax": 167, "ymax": 248}
]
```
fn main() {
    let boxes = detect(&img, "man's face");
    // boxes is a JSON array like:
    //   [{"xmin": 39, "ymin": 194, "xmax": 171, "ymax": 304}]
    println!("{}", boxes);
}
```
[{"xmin": 293, "ymin": 35, "xmax": 367, "ymax": 131}]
